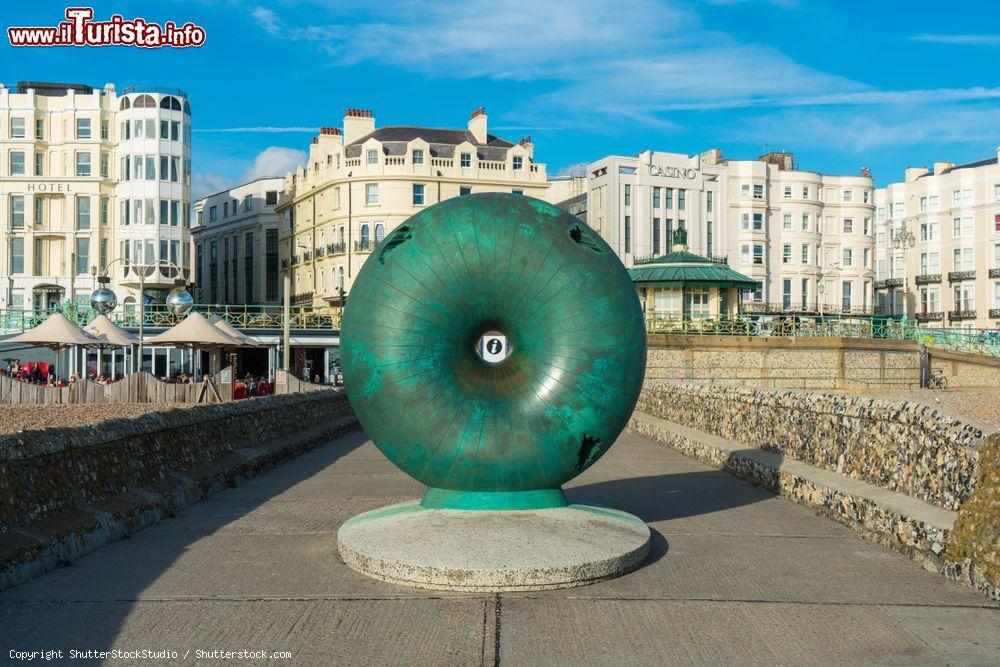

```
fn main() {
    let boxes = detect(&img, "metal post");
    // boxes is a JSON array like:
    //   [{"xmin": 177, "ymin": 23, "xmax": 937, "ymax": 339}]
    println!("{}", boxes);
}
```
[
  {"xmin": 282, "ymin": 271, "xmax": 291, "ymax": 369},
  {"xmin": 137, "ymin": 269, "xmax": 145, "ymax": 373}
]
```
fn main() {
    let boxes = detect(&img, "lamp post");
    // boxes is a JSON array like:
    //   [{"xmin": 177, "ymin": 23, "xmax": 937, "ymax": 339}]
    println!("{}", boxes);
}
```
[
  {"xmin": 96, "ymin": 258, "xmax": 190, "ymax": 372},
  {"xmin": 890, "ymin": 221, "xmax": 916, "ymax": 319},
  {"xmin": 282, "ymin": 242, "xmax": 310, "ymax": 370},
  {"xmin": 816, "ymin": 260, "xmax": 842, "ymax": 319}
]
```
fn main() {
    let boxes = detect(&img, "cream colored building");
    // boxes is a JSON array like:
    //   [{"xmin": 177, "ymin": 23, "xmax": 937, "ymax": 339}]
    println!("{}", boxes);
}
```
[
  {"xmin": 874, "ymin": 149, "xmax": 1000, "ymax": 329},
  {"xmin": 277, "ymin": 107, "xmax": 548, "ymax": 305},
  {"xmin": 545, "ymin": 173, "xmax": 587, "ymax": 205},
  {"xmin": 587, "ymin": 149, "xmax": 875, "ymax": 317},
  {"xmin": 0, "ymin": 80, "xmax": 193, "ymax": 313},
  {"xmin": 192, "ymin": 178, "xmax": 284, "ymax": 306}
]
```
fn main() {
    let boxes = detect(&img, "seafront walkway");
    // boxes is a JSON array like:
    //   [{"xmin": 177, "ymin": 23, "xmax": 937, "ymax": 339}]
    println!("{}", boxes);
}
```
[{"xmin": 2, "ymin": 427, "xmax": 998, "ymax": 665}]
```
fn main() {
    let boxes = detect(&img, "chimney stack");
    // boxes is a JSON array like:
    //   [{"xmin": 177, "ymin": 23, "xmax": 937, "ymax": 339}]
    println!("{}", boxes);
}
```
[
  {"xmin": 468, "ymin": 106, "xmax": 487, "ymax": 143},
  {"xmin": 933, "ymin": 161, "xmax": 955, "ymax": 176},
  {"xmin": 904, "ymin": 165, "xmax": 930, "ymax": 183},
  {"xmin": 343, "ymin": 108, "xmax": 375, "ymax": 144}
]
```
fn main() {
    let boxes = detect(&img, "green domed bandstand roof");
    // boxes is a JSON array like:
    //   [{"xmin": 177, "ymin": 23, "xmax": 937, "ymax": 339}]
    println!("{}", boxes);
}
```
[{"xmin": 628, "ymin": 249, "xmax": 759, "ymax": 290}]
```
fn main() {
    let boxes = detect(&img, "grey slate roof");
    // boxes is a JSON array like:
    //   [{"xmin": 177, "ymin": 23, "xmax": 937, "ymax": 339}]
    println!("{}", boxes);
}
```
[
  {"xmin": 918, "ymin": 155, "xmax": 998, "ymax": 178},
  {"xmin": 345, "ymin": 126, "xmax": 515, "ymax": 161},
  {"xmin": 555, "ymin": 193, "xmax": 587, "ymax": 222}
]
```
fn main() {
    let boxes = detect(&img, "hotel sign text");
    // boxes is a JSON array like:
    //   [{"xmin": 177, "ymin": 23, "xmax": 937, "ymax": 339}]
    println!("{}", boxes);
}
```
[
  {"xmin": 25, "ymin": 183, "xmax": 73, "ymax": 192},
  {"xmin": 649, "ymin": 165, "xmax": 698, "ymax": 179}
]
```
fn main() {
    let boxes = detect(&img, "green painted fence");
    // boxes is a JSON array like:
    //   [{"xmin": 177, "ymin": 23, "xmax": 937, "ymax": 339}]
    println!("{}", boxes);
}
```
[{"xmin": 644, "ymin": 315, "xmax": 1000, "ymax": 358}]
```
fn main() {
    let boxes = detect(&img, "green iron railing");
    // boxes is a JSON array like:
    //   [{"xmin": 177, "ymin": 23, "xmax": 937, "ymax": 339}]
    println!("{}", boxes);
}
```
[
  {"xmin": 644, "ymin": 315, "xmax": 1000, "ymax": 358},
  {"xmin": 0, "ymin": 303, "xmax": 343, "ymax": 334}
]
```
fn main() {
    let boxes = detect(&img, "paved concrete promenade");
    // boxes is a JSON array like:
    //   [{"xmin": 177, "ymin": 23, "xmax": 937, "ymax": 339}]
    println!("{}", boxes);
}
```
[{"xmin": 2, "ymin": 428, "xmax": 999, "ymax": 665}]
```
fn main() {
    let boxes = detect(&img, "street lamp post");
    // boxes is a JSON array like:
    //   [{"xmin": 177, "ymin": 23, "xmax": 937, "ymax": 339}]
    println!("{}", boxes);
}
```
[
  {"xmin": 890, "ymin": 221, "xmax": 916, "ymax": 319},
  {"xmin": 282, "ymin": 243, "xmax": 310, "ymax": 371},
  {"xmin": 816, "ymin": 260, "xmax": 841, "ymax": 319},
  {"xmin": 95, "ymin": 258, "xmax": 190, "ymax": 372}
]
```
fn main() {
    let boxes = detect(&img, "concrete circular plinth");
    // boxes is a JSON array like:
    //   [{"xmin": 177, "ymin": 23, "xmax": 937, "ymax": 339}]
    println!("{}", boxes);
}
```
[{"xmin": 337, "ymin": 501, "xmax": 650, "ymax": 592}]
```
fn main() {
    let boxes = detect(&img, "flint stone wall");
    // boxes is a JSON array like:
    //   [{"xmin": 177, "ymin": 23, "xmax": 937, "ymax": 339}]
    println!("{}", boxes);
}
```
[
  {"xmin": 947, "ymin": 432, "xmax": 1000, "ymax": 599},
  {"xmin": 636, "ymin": 383, "xmax": 983, "ymax": 511},
  {"xmin": 0, "ymin": 390, "xmax": 352, "ymax": 527}
]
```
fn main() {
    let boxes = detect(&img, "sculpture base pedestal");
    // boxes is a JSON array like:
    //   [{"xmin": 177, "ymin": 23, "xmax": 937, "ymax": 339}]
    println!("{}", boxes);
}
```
[{"xmin": 337, "ymin": 501, "xmax": 650, "ymax": 592}]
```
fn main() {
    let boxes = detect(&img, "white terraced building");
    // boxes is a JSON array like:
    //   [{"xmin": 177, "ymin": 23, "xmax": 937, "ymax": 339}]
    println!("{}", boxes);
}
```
[
  {"xmin": 874, "ymin": 149, "xmax": 1000, "ymax": 329},
  {"xmin": 0, "ymin": 80, "xmax": 193, "ymax": 313},
  {"xmin": 587, "ymin": 149, "xmax": 876, "ymax": 318}
]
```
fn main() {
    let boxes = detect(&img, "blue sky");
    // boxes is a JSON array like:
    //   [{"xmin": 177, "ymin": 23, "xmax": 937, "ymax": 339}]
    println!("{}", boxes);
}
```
[{"xmin": 3, "ymin": 0, "xmax": 999, "ymax": 198}]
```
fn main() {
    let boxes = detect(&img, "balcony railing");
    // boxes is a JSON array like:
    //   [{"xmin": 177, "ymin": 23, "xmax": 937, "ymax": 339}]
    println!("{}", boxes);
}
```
[
  {"xmin": 915, "ymin": 274, "xmax": 941, "ymax": 285},
  {"xmin": 874, "ymin": 278, "xmax": 904, "ymax": 289},
  {"xmin": 355, "ymin": 240, "xmax": 372, "ymax": 252},
  {"xmin": 948, "ymin": 309, "xmax": 978, "ymax": 321},
  {"xmin": 315, "ymin": 247, "xmax": 325, "ymax": 258},
  {"xmin": 991, "ymin": 309, "xmax": 1000, "ymax": 319},
  {"xmin": 280, "ymin": 259, "xmax": 289, "ymax": 270},
  {"xmin": 292, "ymin": 291, "xmax": 314, "ymax": 306},
  {"xmin": 120, "ymin": 85, "xmax": 188, "ymax": 98},
  {"xmin": 990, "ymin": 268, "xmax": 1000, "ymax": 279},
  {"xmin": 948, "ymin": 270, "xmax": 976, "ymax": 282},
  {"xmin": 327, "ymin": 242, "xmax": 346, "ymax": 255},
  {"xmin": 739, "ymin": 302, "xmax": 875, "ymax": 317},
  {"xmin": 915, "ymin": 311, "xmax": 944, "ymax": 322},
  {"xmin": 634, "ymin": 253, "xmax": 729, "ymax": 266}
]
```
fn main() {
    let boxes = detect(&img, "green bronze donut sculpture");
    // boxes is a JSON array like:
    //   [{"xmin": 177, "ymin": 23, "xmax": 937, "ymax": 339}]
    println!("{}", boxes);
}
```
[{"xmin": 341, "ymin": 193, "xmax": 646, "ymax": 510}]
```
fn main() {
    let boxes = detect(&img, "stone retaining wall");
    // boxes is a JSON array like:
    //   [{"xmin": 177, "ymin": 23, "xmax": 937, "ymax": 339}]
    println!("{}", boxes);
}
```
[
  {"xmin": 0, "ymin": 391, "xmax": 352, "ymax": 527},
  {"xmin": 629, "ymin": 415, "xmax": 957, "ymax": 588},
  {"xmin": 646, "ymin": 335, "xmax": 1000, "ymax": 389},
  {"xmin": 0, "ymin": 390, "xmax": 359, "ymax": 590},
  {"xmin": 947, "ymin": 432, "xmax": 1000, "ymax": 599},
  {"xmin": 636, "ymin": 383, "xmax": 983, "ymax": 510},
  {"xmin": 635, "ymin": 382, "xmax": 998, "ymax": 599}
]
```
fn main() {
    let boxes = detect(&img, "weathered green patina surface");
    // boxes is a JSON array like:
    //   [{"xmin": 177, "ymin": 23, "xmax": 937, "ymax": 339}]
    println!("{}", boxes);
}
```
[{"xmin": 341, "ymin": 193, "xmax": 646, "ymax": 509}]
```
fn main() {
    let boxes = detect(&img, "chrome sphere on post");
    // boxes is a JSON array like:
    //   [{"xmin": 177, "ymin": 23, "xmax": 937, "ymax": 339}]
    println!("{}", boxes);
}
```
[
  {"xmin": 90, "ymin": 276, "xmax": 118, "ymax": 315},
  {"xmin": 166, "ymin": 279, "xmax": 194, "ymax": 316}
]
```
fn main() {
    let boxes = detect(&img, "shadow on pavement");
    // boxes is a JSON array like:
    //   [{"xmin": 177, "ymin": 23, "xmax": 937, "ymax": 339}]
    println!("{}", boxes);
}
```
[
  {"xmin": 0, "ymin": 429, "xmax": 369, "ymax": 657},
  {"xmin": 567, "ymin": 459, "xmax": 776, "ymax": 571},
  {"xmin": 567, "ymin": 466, "xmax": 773, "ymax": 523}
]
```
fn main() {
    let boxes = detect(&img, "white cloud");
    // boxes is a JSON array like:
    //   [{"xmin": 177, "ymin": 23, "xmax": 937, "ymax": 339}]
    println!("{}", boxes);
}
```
[
  {"xmin": 909, "ymin": 34, "xmax": 1000, "ymax": 46},
  {"xmin": 190, "ymin": 171, "xmax": 231, "ymax": 203},
  {"xmin": 250, "ymin": 0, "xmax": 1000, "ymax": 147},
  {"xmin": 250, "ymin": 7, "xmax": 282, "ymax": 37},
  {"xmin": 731, "ymin": 105, "xmax": 1000, "ymax": 152},
  {"xmin": 191, "ymin": 146, "xmax": 307, "ymax": 201},
  {"xmin": 555, "ymin": 162, "xmax": 589, "ymax": 177},
  {"xmin": 242, "ymin": 146, "xmax": 307, "ymax": 181}
]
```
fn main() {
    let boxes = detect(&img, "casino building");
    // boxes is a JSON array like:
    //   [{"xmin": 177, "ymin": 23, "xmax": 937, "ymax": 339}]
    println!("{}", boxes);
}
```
[
  {"xmin": 587, "ymin": 149, "xmax": 876, "ymax": 318},
  {"xmin": 0, "ymin": 81, "xmax": 193, "ymax": 313},
  {"xmin": 276, "ymin": 107, "xmax": 549, "ymax": 306}
]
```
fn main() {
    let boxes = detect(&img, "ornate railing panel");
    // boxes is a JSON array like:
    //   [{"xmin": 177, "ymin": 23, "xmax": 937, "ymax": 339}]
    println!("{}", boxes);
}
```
[
  {"xmin": 642, "ymin": 314, "xmax": 1000, "ymax": 358},
  {"xmin": 0, "ymin": 303, "xmax": 342, "ymax": 334}
]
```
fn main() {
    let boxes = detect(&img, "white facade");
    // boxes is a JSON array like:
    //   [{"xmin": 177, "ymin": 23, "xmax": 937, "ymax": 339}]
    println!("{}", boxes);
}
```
[
  {"xmin": 192, "ymin": 178, "xmax": 285, "ymax": 306},
  {"xmin": 587, "ymin": 149, "xmax": 875, "ymax": 316},
  {"xmin": 278, "ymin": 107, "xmax": 548, "ymax": 305},
  {"xmin": 874, "ymin": 150, "xmax": 1000, "ymax": 329},
  {"xmin": 0, "ymin": 81, "xmax": 192, "ymax": 313}
]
